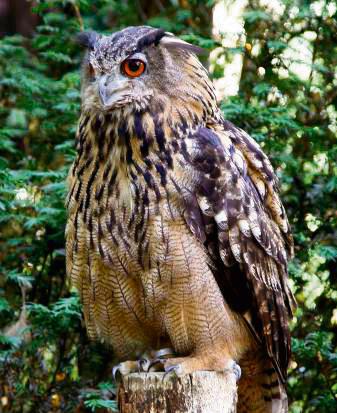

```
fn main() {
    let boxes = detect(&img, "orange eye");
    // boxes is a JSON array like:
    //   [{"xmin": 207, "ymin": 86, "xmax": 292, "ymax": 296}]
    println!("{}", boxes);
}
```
[{"xmin": 122, "ymin": 59, "xmax": 146, "ymax": 78}]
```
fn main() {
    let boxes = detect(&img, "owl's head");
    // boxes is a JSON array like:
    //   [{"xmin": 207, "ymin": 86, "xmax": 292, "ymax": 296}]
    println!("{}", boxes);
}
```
[{"xmin": 78, "ymin": 26, "xmax": 210, "ymax": 114}]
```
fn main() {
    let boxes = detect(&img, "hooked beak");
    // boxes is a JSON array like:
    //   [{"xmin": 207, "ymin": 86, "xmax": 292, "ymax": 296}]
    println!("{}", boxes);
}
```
[{"xmin": 98, "ymin": 74, "xmax": 130, "ymax": 108}]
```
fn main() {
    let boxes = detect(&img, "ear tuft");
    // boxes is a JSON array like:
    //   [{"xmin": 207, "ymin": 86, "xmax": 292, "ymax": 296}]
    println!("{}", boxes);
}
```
[
  {"xmin": 160, "ymin": 35, "xmax": 206, "ymax": 55},
  {"xmin": 136, "ymin": 29, "xmax": 166, "ymax": 52},
  {"xmin": 77, "ymin": 31, "xmax": 100, "ymax": 50}
]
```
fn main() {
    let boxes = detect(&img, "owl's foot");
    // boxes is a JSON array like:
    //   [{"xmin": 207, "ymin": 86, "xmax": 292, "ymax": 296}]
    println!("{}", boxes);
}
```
[
  {"xmin": 112, "ymin": 348, "xmax": 175, "ymax": 380},
  {"xmin": 161, "ymin": 356, "xmax": 241, "ymax": 381}
]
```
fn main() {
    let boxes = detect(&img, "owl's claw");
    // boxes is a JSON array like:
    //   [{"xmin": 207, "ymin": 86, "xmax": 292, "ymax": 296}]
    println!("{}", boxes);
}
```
[
  {"xmin": 147, "ymin": 358, "xmax": 165, "ymax": 372},
  {"xmin": 112, "ymin": 364, "xmax": 121, "ymax": 381},
  {"xmin": 112, "ymin": 359, "xmax": 148, "ymax": 381},
  {"xmin": 227, "ymin": 360, "xmax": 241, "ymax": 381},
  {"xmin": 163, "ymin": 363, "xmax": 183, "ymax": 379},
  {"xmin": 153, "ymin": 347, "xmax": 175, "ymax": 359},
  {"xmin": 138, "ymin": 357, "xmax": 151, "ymax": 372}
]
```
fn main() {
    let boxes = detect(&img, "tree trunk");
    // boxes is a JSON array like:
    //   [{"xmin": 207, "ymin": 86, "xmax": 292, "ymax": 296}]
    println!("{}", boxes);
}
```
[{"xmin": 118, "ymin": 371, "xmax": 237, "ymax": 413}]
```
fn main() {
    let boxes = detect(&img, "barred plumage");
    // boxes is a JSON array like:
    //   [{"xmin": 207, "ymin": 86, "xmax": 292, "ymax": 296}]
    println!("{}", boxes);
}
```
[{"xmin": 66, "ymin": 26, "xmax": 295, "ymax": 412}]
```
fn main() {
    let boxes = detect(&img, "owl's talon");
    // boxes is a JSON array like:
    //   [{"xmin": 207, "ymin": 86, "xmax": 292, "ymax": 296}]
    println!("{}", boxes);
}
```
[
  {"xmin": 147, "ymin": 358, "xmax": 165, "ymax": 372},
  {"xmin": 163, "ymin": 364, "xmax": 183, "ymax": 379},
  {"xmin": 226, "ymin": 360, "xmax": 241, "ymax": 381},
  {"xmin": 154, "ymin": 347, "xmax": 175, "ymax": 359},
  {"xmin": 112, "ymin": 364, "xmax": 121, "ymax": 381},
  {"xmin": 138, "ymin": 358, "xmax": 150, "ymax": 372},
  {"xmin": 112, "ymin": 359, "xmax": 148, "ymax": 381}
]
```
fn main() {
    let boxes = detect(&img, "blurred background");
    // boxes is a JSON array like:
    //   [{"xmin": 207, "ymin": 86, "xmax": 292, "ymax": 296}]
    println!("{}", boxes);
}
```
[{"xmin": 0, "ymin": 1, "xmax": 336, "ymax": 412}]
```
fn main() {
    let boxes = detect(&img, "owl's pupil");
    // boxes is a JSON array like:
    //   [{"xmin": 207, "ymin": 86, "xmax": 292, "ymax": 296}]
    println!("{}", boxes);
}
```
[{"xmin": 128, "ymin": 60, "xmax": 141, "ymax": 72}]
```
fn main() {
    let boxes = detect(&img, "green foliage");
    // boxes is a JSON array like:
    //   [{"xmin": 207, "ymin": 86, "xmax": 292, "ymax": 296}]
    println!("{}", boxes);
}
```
[
  {"xmin": 0, "ymin": 1, "xmax": 336, "ymax": 412},
  {"xmin": 83, "ymin": 382, "xmax": 117, "ymax": 412}
]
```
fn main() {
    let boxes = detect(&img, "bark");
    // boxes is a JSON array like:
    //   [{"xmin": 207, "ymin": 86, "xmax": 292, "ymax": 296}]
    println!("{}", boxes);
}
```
[
  {"xmin": 118, "ymin": 371, "xmax": 237, "ymax": 413},
  {"xmin": 0, "ymin": 0, "xmax": 38, "ymax": 37}
]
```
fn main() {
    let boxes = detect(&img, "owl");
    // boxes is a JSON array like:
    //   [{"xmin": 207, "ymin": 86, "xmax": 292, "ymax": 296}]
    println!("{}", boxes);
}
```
[{"xmin": 66, "ymin": 26, "xmax": 296, "ymax": 412}]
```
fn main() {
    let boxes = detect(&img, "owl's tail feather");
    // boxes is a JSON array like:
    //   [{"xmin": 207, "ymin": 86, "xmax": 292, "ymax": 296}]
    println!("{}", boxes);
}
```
[{"xmin": 237, "ymin": 355, "xmax": 288, "ymax": 413}]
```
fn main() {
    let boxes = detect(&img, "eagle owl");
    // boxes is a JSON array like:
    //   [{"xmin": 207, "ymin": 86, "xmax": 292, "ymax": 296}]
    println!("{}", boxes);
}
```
[{"xmin": 66, "ymin": 26, "xmax": 295, "ymax": 412}]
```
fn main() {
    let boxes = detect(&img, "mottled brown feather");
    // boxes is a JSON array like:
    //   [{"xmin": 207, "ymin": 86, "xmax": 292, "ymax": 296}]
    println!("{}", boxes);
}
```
[{"xmin": 180, "ymin": 124, "xmax": 294, "ymax": 381}]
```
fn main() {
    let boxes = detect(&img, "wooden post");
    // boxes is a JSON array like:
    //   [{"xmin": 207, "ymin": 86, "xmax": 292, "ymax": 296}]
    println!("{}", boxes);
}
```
[{"xmin": 118, "ymin": 371, "xmax": 237, "ymax": 413}]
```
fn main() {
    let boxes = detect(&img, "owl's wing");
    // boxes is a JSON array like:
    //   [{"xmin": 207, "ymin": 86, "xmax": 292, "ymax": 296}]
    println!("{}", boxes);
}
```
[{"xmin": 180, "ymin": 122, "xmax": 295, "ymax": 382}]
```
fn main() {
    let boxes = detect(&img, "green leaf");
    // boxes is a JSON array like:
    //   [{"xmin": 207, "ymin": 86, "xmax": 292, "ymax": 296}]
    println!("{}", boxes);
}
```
[
  {"xmin": 84, "ymin": 398, "xmax": 117, "ymax": 412},
  {"xmin": 40, "ymin": 51, "xmax": 73, "ymax": 64},
  {"xmin": 243, "ymin": 10, "xmax": 271, "ymax": 23}
]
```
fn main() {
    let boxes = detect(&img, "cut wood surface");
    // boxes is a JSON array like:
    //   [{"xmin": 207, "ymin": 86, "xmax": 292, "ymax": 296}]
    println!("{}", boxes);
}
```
[{"xmin": 118, "ymin": 371, "xmax": 237, "ymax": 413}]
